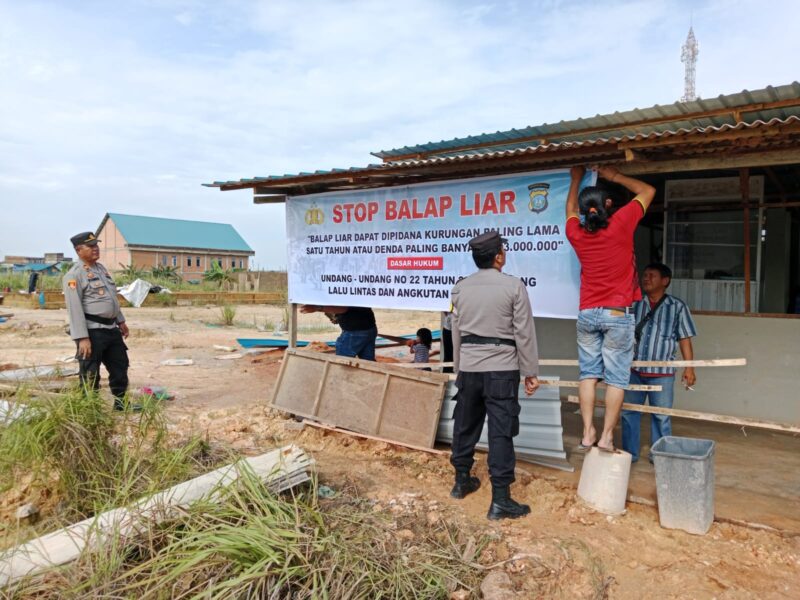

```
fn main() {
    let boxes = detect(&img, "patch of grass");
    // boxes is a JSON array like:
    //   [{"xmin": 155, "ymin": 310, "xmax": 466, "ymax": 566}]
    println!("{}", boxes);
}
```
[
  {"xmin": 12, "ymin": 470, "xmax": 485, "ymax": 599},
  {"xmin": 220, "ymin": 305, "xmax": 237, "ymax": 326},
  {"xmin": 0, "ymin": 388, "xmax": 211, "ymax": 531}
]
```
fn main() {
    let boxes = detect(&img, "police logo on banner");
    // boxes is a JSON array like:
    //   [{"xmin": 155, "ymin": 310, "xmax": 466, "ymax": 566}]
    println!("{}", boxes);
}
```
[
  {"xmin": 527, "ymin": 182, "xmax": 550, "ymax": 213},
  {"xmin": 305, "ymin": 204, "xmax": 324, "ymax": 225}
]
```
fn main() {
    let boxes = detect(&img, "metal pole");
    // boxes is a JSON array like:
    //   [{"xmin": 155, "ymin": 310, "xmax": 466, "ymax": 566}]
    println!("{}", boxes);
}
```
[{"xmin": 739, "ymin": 168, "xmax": 751, "ymax": 312}]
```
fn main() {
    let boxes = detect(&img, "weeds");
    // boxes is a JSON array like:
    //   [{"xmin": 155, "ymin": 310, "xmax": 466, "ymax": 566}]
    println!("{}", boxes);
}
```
[
  {"xmin": 220, "ymin": 305, "xmax": 237, "ymax": 326},
  {"xmin": 0, "ymin": 388, "xmax": 210, "ymax": 527},
  {"xmin": 11, "ymin": 469, "xmax": 484, "ymax": 599}
]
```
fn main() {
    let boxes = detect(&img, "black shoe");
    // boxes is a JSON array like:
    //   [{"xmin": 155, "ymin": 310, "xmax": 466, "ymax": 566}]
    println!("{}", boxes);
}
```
[
  {"xmin": 450, "ymin": 471, "xmax": 481, "ymax": 499},
  {"xmin": 114, "ymin": 402, "xmax": 143, "ymax": 412},
  {"xmin": 487, "ymin": 486, "xmax": 530, "ymax": 520}
]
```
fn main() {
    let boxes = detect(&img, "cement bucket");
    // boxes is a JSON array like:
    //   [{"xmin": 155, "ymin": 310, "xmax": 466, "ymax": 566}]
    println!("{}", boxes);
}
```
[{"xmin": 577, "ymin": 447, "xmax": 632, "ymax": 515}]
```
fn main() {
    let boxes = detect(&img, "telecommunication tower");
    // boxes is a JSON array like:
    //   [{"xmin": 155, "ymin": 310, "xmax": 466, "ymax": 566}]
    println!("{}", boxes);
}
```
[{"xmin": 681, "ymin": 26, "xmax": 699, "ymax": 102}]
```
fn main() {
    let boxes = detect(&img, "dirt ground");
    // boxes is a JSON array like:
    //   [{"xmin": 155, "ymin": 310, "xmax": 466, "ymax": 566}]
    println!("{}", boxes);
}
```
[{"xmin": 1, "ymin": 305, "xmax": 799, "ymax": 599}]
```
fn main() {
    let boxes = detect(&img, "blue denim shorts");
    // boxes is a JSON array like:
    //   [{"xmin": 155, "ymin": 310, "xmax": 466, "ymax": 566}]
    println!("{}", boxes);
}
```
[
  {"xmin": 335, "ymin": 326, "xmax": 377, "ymax": 361},
  {"xmin": 576, "ymin": 308, "xmax": 635, "ymax": 389}
]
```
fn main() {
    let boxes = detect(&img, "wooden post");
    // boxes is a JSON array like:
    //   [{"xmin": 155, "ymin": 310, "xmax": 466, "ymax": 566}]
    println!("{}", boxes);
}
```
[
  {"xmin": 740, "ymin": 168, "xmax": 752, "ymax": 312},
  {"xmin": 288, "ymin": 303, "xmax": 298, "ymax": 349}
]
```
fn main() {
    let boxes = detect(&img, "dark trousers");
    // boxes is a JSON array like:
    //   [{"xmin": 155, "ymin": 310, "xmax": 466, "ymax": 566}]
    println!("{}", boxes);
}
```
[
  {"xmin": 77, "ymin": 328, "xmax": 129, "ymax": 401},
  {"xmin": 442, "ymin": 328, "xmax": 454, "ymax": 373},
  {"xmin": 450, "ymin": 370, "xmax": 520, "ymax": 488}
]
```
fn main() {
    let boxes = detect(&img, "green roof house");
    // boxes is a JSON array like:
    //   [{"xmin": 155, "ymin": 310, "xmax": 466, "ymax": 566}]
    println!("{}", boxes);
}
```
[{"xmin": 96, "ymin": 213, "xmax": 254, "ymax": 279}]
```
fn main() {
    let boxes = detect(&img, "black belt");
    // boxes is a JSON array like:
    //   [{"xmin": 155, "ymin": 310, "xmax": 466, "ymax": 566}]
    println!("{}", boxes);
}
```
[
  {"xmin": 84, "ymin": 313, "xmax": 117, "ymax": 326},
  {"xmin": 461, "ymin": 334, "xmax": 516, "ymax": 347}
]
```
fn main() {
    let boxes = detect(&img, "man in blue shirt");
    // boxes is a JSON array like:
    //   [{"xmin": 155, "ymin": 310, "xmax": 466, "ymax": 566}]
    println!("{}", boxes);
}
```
[{"xmin": 622, "ymin": 263, "xmax": 697, "ymax": 463}]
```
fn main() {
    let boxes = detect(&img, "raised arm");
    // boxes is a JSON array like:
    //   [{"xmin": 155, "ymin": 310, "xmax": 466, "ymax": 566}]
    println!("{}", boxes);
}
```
[
  {"xmin": 596, "ymin": 166, "xmax": 656, "ymax": 211},
  {"xmin": 566, "ymin": 165, "xmax": 585, "ymax": 220}
]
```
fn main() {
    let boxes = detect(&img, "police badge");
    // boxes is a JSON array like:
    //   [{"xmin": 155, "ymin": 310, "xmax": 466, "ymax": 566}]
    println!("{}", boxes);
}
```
[{"xmin": 528, "ymin": 182, "xmax": 550, "ymax": 213}]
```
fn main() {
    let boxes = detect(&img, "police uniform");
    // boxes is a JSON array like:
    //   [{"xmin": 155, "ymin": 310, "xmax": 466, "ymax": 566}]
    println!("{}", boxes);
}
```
[
  {"xmin": 449, "ymin": 230, "xmax": 539, "ymax": 519},
  {"xmin": 64, "ymin": 231, "xmax": 130, "ymax": 406}
]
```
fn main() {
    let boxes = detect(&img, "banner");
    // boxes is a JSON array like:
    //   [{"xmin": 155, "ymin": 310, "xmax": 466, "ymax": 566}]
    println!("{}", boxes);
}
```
[{"xmin": 286, "ymin": 168, "xmax": 595, "ymax": 318}]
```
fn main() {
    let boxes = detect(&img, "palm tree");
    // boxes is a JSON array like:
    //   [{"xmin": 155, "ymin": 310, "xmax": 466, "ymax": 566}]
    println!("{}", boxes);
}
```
[
  {"xmin": 118, "ymin": 263, "xmax": 147, "ymax": 281},
  {"xmin": 151, "ymin": 265, "xmax": 182, "ymax": 283},
  {"xmin": 203, "ymin": 262, "xmax": 236, "ymax": 290}
]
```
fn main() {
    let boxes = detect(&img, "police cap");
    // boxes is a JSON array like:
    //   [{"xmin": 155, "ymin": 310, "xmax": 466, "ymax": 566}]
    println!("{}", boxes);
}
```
[
  {"xmin": 468, "ymin": 230, "xmax": 507, "ymax": 254},
  {"xmin": 70, "ymin": 232, "xmax": 101, "ymax": 247}
]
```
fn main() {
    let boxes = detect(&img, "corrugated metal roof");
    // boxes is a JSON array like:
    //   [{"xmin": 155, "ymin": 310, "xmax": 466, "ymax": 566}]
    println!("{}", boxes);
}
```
[
  {"xmin": 373, "ymin": 82, "xmax": 800, "ymax": 159},
  {"xmin": 101, "ymin": 213, "xmax": 253, "ymax": 253},
  {"xmin": 204, "ymin": 114, "xmax": 800, "ymax": 189},
  {"xmin": 387, "ymin": 115, "xmax": 800, "ymax": 165}
]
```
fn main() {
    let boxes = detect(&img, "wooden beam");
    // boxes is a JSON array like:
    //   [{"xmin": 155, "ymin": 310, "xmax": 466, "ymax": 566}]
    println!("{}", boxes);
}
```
[
  {"xmin": 444, "ymin": 374, "xmax": 661, "ymax": 391},
  {"xmin": 565, "ymin": 396, "xmax": 800, "ymax": 434},
  {"xmin": 397, "ymin": 358, "xmax": 746, "ymax": 369},
  {"xmin": 621, "ymin": 147, "xmax": 800, "ymax": 175},
  {"xmin": 253, "ymin": 196, "xmax": 286, "ymax": 204},
  {"xmin": 288, "ymin": 303, "xmax": 298, "ymax": 349},
  {"xmin": 303, "ymin": 420, "xmax": 450, "ymax": 455},
  {"xmin": 740, "ymin": 168, "xmax": 752, "ymax": 312}
]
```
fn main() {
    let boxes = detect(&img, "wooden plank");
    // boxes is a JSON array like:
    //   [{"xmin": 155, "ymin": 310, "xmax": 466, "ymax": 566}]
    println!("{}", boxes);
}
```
[
  {"xmin": 397, "ymin": 358, "xmax": 746, "ymax": 368},
  {"xmin": 288, "ymin": 303, "xmax": 298, "ymax": 349},
  {"xmin": 372, "ymin": 373, "xmax": 391, "ymax": 432},
  {"xmin": 621, "ymin": 148, "xmax": 800, "ymax": 176},
  {"xmin": 565, "ymin": 396, "xmax": 800, "ymax": 434},
  {"xmin": 271, "ymin": 353, "xmax": 327, "ymax": 416},
  {"xmin": 310, "ymin": 361, "xmax": 330, "ymax": 417},
  {"xmin": 445, "ymin": 374, "xmax": 661, "ymax": 391},
  {"xmin": 377, "ymin": 375, "xmax": 443, "ymax": 447},
  {"xmin": 303, "ymin": 420, "xmax": 450, "ymax": 455},
  {"xmin": 272, "ymin": 350, "xmax": 449, "ymax": 448}
]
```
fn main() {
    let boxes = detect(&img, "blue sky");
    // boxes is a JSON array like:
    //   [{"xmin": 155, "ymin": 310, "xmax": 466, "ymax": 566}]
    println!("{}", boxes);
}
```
[{"xmin": 1, "ymin": 0, "xmax": 798, "ymax": 269}]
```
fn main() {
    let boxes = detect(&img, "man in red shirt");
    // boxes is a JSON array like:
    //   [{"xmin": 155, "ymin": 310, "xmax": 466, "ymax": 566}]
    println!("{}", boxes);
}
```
[{"xmin": 566, "ymin": 165, "xmax": 655, "ymax": 452}]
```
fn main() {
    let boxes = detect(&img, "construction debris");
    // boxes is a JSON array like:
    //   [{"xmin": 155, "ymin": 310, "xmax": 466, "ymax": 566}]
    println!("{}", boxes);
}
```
[
  {"xmin": 272, "ymin": 349, "xmax": 449, "ymax": 448},
  {"xmin": 0, "ymin": 365, "xmax": 79, "ymax": 382},
  {"xmin": 159, "ymin": 359, "xmax": 193, "ymax": 367},
  {"xmin": 0, "ymin": 445, "xmax": 314, "ymax": 587}
]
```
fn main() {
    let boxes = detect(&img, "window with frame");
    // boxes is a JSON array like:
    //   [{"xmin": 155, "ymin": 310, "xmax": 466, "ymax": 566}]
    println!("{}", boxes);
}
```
[{"xmin": 171, "ymin": 255, "xmax": 177, "ymax": 267}]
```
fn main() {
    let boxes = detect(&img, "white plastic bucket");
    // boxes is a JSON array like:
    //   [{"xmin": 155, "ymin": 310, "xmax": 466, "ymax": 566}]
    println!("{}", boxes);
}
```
[{"xmin": 577, "ymin": 447, "xmax": 632, "ymax": 515}]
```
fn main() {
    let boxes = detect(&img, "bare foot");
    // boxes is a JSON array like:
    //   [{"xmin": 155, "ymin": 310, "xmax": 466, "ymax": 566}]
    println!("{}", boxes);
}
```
[
  {"xmin": 581, "ymin": 426, "xmax": 597, "ymax": 448},
  {"xmin": 597, "ymin": 434, "xmax": 616, "ymax": 452}
]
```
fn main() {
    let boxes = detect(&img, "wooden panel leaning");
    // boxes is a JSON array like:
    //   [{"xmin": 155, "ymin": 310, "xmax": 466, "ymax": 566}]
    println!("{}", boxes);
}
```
[{"xmin": 271, "ymin": 349, "xmax": 451, "ymax": 448}]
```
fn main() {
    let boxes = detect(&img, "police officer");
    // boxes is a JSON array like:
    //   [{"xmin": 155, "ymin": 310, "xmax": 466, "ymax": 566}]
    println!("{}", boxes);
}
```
[
  {"xmin": 64, "ymin": 231, "xmax": 136, "ymax": 411},
  {"xmin": 449, "ymin": 230, "xmax": 540, "ymax": 520}
]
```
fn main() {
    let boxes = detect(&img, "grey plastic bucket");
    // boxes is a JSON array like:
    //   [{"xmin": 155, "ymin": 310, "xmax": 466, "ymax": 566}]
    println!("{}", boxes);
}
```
[{"xmin": 650, "ymin": 436, "xmax": 715, "ymax": 535}]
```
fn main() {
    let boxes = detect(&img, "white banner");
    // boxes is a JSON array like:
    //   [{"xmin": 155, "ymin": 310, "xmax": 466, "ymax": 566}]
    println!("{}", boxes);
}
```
[{"xmin": 286, "ymin": 168, "xmax": 596, "ymax": 318}]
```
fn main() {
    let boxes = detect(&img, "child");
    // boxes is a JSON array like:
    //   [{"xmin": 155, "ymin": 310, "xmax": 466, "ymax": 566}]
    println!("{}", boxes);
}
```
[{"xmin": 408, "ymin": 327, "xmax": 433, "ymax": 369}]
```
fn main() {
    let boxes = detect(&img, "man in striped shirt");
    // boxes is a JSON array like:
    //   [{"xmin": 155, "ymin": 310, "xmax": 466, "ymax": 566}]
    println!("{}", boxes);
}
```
[{"xmin": 622, "ymin": 263, "xmax": 698, "ymax": 463}]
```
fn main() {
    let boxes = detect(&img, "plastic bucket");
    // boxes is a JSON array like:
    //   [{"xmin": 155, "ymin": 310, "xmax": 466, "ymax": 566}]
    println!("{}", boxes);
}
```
[
  {"xmin": 651, "ymin": 436, "xmax": 715, "ymax": 535},
  {"xmin": 577, "ymin": 447, "xmax": 632, "ymax": 515}
]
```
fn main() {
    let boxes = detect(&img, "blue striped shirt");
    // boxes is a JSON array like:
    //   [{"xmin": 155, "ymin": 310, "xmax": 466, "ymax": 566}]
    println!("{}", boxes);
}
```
[{"xmin": 633, "ymin": 294, "xmax": 697, "ymax": 375}]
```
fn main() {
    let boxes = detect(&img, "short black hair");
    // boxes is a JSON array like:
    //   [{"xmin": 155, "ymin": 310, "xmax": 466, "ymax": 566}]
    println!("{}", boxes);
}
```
[
  {"xmin": 644, "ymin": 262, "xmax": 672, "ymax": 285},
  {"xmin": 472, "ymin": 247, "xmax": 500, "ymax": 269},
  {"xmin": 416, "ymin": 327, "xmax": 433, "ymax": 349}
]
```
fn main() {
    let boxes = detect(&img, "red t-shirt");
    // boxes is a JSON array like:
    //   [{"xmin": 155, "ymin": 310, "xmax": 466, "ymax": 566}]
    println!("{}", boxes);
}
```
[{"xmin": 566, "ymin": 199, "xmax": 646, "ymax": 310}]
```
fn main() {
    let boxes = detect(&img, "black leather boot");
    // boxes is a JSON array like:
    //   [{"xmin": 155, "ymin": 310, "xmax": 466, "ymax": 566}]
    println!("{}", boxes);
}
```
[
  {"xmin": 487, "ymin": 485, "xmax": 530, "ymax": 520},
  {"xmin": 450, "ymin": 470, "xmax": 481, "ymax": 499}
]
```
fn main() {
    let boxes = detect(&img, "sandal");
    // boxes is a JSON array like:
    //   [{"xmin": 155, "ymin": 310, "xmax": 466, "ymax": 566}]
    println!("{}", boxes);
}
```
[{"xmin": 597, "ymin": 444, "xmax": 618, "ymax": 454}]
